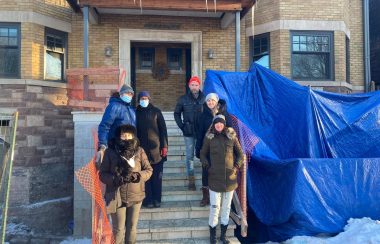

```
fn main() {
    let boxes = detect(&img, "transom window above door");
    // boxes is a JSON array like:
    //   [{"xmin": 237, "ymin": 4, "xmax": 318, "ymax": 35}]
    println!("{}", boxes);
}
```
[
  {"xmin": 167, "ymin": 48, "xmax": 182, "ymax": 70},
  {"xmin": 139, "ymin": 48, "xmax": 155, "ymax": 69}
]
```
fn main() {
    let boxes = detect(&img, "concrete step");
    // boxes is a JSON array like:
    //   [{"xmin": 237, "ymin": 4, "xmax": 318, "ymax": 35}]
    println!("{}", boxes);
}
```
[
  {"xmin": 164, "ymin": 165, "xmax": 202, "ymax": 174},
  {"xmin": 137, "ymin": 237, "xmax": 241, "ymax": 244},
  {"xmin": 137, "ymin": 218, "xmax": 236, "ymax": 241},
  {"xmin": 167, "ymin": 144, "xmax": 186, "ymax": 151},
  {"xmin": 162, "ymin": 173, "xmax": 202, "ymax": 187},
  {"xmin": 166, "ymin": 155, "xmax": 185, "ymax": 161},
  {"xmin": 161, "ymin": 186, "xmax": 202, "ymax": 202},
  {"xmin": 163, "ymin": 160, "xmax": 201, "ymax": 174},
  {"xmin": 167, "ymin": 128, "xmax": 183, "ymax": 134},
  {"xmin": 167, "ymin": 149, "xmax": 185, "ymax": 156},
  {"xmin": 168, "ymin": 130, "xmax": 183, "ymax": 136},
  {"xmin": 168, "ymin": 136, "xmax": 185, "ymax": 147},
  {"xmin": 139, "ymin": 200, "xmax": 208, "ymax": 221}
]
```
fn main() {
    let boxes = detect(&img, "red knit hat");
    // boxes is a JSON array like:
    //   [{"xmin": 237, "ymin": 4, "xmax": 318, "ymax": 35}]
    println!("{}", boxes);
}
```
[{"xmin": 188, "ymin": 76, "xmax": 201, "ymax": 86}]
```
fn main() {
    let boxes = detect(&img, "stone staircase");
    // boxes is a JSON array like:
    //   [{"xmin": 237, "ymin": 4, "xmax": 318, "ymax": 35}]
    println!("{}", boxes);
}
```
[{"xmin": 136, "ymin": 112, "xmax": 240, "ymax": 244}]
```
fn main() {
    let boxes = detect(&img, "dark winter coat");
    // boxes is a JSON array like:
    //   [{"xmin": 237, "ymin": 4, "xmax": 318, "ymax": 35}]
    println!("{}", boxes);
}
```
[
  {"xmin": 200, "ymin": 127, "xmax": 244, "ymax": 192},
  {"xmin": 174, "ymin": 91, "xmax": 205, "ymax": 137},
  {"xmin": 195, "ymin": 99, "xmax": 232, "ymax": 157},
  {"xmin": 99, "ymin": 147, "xmax": 152, "ymax": 213},
  {"xmin": 98, "ymin": 96, "xmax": 136, "ymax": 148},
  {"xmin": 136, "ymin": 103, "xmax": 168, "ymax": 164}
]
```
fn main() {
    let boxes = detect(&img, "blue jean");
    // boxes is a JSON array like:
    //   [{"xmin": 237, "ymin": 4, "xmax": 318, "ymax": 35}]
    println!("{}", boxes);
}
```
[{"xmin": 184, "ymin": 136, "xmax": 196, "ymax": 176}]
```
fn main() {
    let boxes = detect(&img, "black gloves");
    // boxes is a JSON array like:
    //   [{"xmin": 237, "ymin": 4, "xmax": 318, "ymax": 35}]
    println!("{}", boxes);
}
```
[
  {"xmin": 128, "ymin": 172, "xmax": 141, "ymax": 183},
  {"xmin": 113, "ymin": 171, "xmax": 141, "ymax": 186}
]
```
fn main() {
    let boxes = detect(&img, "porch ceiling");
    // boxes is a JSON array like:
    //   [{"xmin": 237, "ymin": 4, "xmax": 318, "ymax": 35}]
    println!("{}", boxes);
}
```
[
  {"xmin": 79, "ymin": 0, "xmax": 254, "ymax": 12},
  {"xmin": 96, "ymin": 8, "xmax": 224, "ymax": 18}
]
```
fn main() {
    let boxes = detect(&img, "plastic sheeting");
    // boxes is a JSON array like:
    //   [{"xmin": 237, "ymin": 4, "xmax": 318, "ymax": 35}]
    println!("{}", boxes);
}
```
[{"xmin": 203, "ymin": 64, "xmax": 380, "ymax": 242}]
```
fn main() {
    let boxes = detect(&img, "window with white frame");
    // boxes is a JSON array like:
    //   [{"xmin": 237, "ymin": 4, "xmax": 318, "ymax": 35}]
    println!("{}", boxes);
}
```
[
  {"xmin": 291, "ymin": 31, "xmax": 334, "ymax": 80},
  {"xmin": 0, "ymin": 23, "xmax": 20, "ymax": 78},
  {"xmin": 45, "ymin": 28, "xmax": 67, "ymax": 81}
]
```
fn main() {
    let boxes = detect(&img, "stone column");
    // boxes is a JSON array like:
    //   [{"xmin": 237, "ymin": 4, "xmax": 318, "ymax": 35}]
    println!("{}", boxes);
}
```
[{"xmin": 72, "ymin": 111, "xmax": 102, "ymax": 238}]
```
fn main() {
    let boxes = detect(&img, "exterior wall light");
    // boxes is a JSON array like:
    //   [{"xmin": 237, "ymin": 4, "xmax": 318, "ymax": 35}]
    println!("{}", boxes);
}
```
[
  {"xmin": 104, "ymin": 46, "xmax": 113, "ymax": 57},
  {"xmin": 208, "ymin": 49, "xmax": 215, "ymax": 59}
]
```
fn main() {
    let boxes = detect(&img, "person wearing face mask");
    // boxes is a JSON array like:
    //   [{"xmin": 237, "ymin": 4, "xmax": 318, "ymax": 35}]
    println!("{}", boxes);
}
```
[
  {"xmin": 195, "ymin": 93, "xmax": 232, "ymax": 207},
  {"xmin": 97, "ymin": 84, "xmax": 136, "ymax": 165},
  {"xmin": 100, "ymin": 124, "xmax": 152, "ymax": 244},
  {"xmin": 174, "ymin": 76, "xmax": 205, "ymax": 191},
  {"xmin": 136, "ymin": 91, "xmax": 168, "ymax": 208},
  {"xmin": 200, "ymin": 114, "xmax": 244, "ymax": 244}
]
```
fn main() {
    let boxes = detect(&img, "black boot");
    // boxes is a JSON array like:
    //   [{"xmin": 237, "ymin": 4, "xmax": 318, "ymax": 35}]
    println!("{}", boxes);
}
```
[
  {"xmin": 200, "ymin": 187, "xmax": 210, "ymax": 207},
  {"xmin": 209, "ymin": 225, "xmax": 217, "ymax": 244},
  {"xmin": 220, "ymin": 224, "xmax": 230, "ymax": 244}
]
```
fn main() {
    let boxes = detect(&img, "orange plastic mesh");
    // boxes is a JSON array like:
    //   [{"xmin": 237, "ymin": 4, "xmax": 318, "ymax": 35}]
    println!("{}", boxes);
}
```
[
  {"xmin": 231, "ymin": 114, "xmax": 260, "ymax": 236},
  {"xmin": 74, "ymin": 130, "xmax": 114, "ymax": 244},
  {"xmin": 66, "ymin": 67, "xmax": 126, "ymax": 110}
]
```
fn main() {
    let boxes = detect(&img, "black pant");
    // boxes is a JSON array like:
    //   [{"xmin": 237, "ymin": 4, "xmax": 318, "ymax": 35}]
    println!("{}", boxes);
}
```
[
  {"xmin": 202, "ymin": 166, "xmax": 208, "ymax": 187},
  {"xmin": 143, "ymin": 160, "xmax": 164, "ymax": 204}
]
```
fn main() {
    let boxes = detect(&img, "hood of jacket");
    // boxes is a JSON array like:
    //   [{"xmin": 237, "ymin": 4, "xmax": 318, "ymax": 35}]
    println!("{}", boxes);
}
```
[{"xmin": 206, "ymin": 127, "xmax": 237, "ymax": 141}]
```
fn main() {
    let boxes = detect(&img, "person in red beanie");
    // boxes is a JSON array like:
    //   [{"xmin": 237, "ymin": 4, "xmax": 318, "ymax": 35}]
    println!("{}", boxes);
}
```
[{"xmin": 174, "ymin": 76, "xmax": 205, "ymax": 190}]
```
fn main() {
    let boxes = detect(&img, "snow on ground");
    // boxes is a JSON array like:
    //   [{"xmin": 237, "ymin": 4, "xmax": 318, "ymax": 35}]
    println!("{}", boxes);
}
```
[
  {"xmin": 58, "ymin": 218, "xmax": 380, "ymax": 244},
  {"xmin": 60, "ymin": 237, "xmax": 91, "ymax": 244},
  {"xmin": 282, "ymin": 218, "xmax": 380, "ymax": 244}
]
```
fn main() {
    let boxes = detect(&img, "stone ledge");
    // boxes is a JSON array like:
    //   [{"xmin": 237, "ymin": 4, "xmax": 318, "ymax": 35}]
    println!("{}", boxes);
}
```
[{"xmin": 0, "ymin": 79, "xmax": 67, "ymax": 89}]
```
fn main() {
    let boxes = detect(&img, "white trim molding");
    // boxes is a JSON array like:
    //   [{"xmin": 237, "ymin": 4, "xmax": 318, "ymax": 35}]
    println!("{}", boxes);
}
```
[
  {"xmin": 0, "ymin": 79, "xmax": 67, "ymax": 88},
  {"xmin": 246, "ymin": 20, "xmax": 350, "ymax": 38},
  {"xmin": 119, "ymin": 29, "xmax": 202, "ymax": 85},
  {"xmin": 0, "ymin": 11, "xmax": 71, "ymax": 33},
  {"xmin": 295, "ymin": 80, "xmax": 364, "ymax": 92}
]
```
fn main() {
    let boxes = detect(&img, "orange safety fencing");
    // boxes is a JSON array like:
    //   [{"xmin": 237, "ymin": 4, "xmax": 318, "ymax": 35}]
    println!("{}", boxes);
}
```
[
  {"xmin": 74, "ymin": 130, "xmax": 114, "ymax": 244},
  {"xmin": 231, "ymin": 114, "xmax": 260, "ymax": 237},
  {"xmin": 67, "ymin": 67, "xmax": 126, "ymax": 110}
]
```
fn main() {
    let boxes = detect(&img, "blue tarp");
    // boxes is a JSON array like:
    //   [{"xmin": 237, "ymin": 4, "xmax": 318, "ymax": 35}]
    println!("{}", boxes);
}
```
[{"xmin": 203, "ymin": 64, "xmax": 380, "ymax": 242}]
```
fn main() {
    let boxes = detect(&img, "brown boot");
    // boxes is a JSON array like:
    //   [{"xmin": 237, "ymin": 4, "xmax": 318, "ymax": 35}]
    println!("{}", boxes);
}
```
[
  {"xmin": 188, "ymin": 175, "xmax": 196, "ymax": 191},
  {"xmin": 200, "ymin": 187, "xmax": 210, "ymax": 207}
]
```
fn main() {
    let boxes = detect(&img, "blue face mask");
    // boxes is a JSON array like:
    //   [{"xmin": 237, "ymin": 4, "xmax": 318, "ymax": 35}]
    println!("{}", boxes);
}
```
[
  {"xmin": 121, "ymin": 95, "xmax": 132, "ymax": 103},
  {"xmin": 139, "ymin": 100, "xmax": 149, "ymax": 108}
]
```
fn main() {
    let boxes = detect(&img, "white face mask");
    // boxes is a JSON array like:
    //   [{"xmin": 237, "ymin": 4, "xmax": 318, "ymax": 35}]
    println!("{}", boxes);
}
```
[{"xmin": 139, "ymin": 100, "xmax": 149, "ymax": 108}]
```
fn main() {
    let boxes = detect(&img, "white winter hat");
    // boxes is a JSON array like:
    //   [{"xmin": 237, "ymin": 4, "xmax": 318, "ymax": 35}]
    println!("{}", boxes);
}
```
[{"xmin": 206, "ymin": 93, "xmax": 219, "ymax": 102}]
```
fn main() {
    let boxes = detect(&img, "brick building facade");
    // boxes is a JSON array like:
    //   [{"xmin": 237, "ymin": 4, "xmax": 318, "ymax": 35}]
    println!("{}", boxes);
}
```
[{"xmin": 0, "ymin": 0, "xmax": 366, "ymax": 238}]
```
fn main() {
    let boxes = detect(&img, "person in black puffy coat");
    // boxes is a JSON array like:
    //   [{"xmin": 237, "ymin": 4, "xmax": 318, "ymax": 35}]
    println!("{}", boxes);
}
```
[
  {"xmin": 174, "ymin": 76, "xmax": 205, "ymax": 190},
  {"xmin": 136, "ymin": 91, "xmax": 168, "ymax": 208}
]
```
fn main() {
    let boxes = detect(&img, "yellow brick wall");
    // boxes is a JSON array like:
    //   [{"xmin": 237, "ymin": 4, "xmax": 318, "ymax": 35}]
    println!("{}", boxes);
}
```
[
  {"xmin": 68, "ymin": 14, "xmax": 248, "ymax": 109},
  {"xmin": 244, "ymin": 0, "xmax": 364, "ymax": 88},
  {"xmin": 348, "ymin": 0, "xmax": 364, "ymax": 86},
  {"xmin": 2, "ymin": 0, "xmax": 72, "ymax": 80},
  {"xmin": 335, "ymin": 31, "xmax": 346, "ymax": 82},
  {"xmin": 279, "ymin": 0, "xmax": 345, "ymax": 20},
  {"xmin": 68, "ymin": 14, "xmax": 248, "ymax": 78},
  {"xmin": 0, "ymin": 0, "xmax": 32, "ymax": 11}
]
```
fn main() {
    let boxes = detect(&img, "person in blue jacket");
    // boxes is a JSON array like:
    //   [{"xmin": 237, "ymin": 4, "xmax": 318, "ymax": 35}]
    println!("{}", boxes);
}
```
[{"xmin": 97, "ymin": 84, "xmax": 136, "ymax": 163}]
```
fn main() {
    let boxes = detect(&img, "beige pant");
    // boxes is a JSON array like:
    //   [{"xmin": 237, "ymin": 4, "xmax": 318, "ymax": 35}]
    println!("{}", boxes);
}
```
[{"xmin": 110, "ymin": 201, "xmax": 142, "ymax": 244}]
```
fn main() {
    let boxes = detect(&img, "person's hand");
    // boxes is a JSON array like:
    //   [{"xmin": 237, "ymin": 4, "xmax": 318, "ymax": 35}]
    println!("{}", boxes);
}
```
[
  {"xmin": 161, "ymin": 148, "xmax": 168, "ymax": 157},
  {"xmin": 95, "ymin": 145, "xmax": 106, "ymax": 168},
  {"xmin": 129, "ymin": 172, "xmax": 141, "ymax": 183}
]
